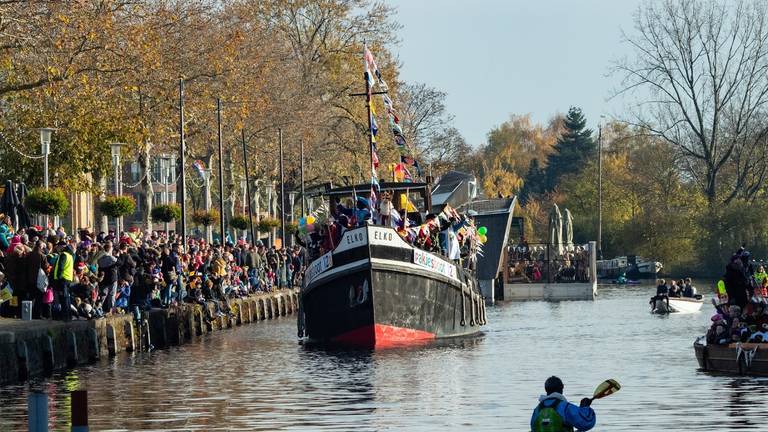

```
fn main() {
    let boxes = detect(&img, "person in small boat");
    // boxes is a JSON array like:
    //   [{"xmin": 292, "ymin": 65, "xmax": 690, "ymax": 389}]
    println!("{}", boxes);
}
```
[
  {"xmin": 531, "ymin": 376, "xmax": 596, "ymax": 432},
  {"xmin": 682, "ymin": 278, "xmax": 696, "ymax": 298},
  {"xmin": 616, "ymin": 273, "xmax": 627, "ymax": 284},
  {"xmin": 650, "ymin": 279, "xmax": 669, "ymax": 311},
  {"xmin": 668, "ymin": 280, "xmax": 682, "ymax": 297}
]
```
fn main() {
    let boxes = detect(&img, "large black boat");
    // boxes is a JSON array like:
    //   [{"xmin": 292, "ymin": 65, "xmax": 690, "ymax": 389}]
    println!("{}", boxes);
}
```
[{"xmin": 298, "ymin": 182, "xmax": 487, "ymax": 348}]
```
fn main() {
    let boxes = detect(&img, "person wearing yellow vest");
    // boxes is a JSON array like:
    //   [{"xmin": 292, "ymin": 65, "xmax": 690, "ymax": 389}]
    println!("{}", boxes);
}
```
[{"xmin": 52, "ymin": 241, "xmax": 74, "ymax": 321}]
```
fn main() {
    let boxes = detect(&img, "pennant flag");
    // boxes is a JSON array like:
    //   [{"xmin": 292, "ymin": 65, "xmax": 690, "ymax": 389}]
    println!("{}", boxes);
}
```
[{"xmin": 193, "ymin": 160, "xmax": 206, "ymax": 179}]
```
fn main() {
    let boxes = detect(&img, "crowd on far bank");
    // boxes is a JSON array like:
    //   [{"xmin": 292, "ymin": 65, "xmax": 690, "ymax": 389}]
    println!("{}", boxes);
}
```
[
  {"xmin": 706, "ymin": 247, "xmax": 768, "ymax": 345},
  {"xmin": 506, "ymin": 240, "xmax": 591, "ymax": 283},
  {"xmin": 0, "ymin": 214, "xmax": 304, "ymax": 323}
]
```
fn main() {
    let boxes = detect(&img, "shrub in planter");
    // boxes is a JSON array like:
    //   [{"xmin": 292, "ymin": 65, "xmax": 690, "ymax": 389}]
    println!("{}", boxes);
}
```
[
  {"xmin": 25, "ymin": 188, "xmax": 69, "ymax": 216},
  {"xmin": 192, "ymin": 209, "xmax": 219, "ymax": 227},
  {"xmin": 230, "ymin": 214, "xmax": 250, "ymax": 230},
  {"xmin": 151, "ymin": 204, "xmax": 182, "ymax": 223},
  {"xmin": 257, "ymin": 217, "xmax": 280, "ymax": 233},
  {"xmin": 99, "ymin": 195, "xmax": 136, "ymax": 218}
]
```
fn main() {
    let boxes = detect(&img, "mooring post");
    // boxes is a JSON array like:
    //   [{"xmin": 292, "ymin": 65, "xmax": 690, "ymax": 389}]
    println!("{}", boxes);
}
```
[
  {"xmin": 71, "ymin": 390, "xmax": 88, "ymax": 432},
  {"xmin": 28, "ymin": 392, "xmax": 48, "ymax": 432}
]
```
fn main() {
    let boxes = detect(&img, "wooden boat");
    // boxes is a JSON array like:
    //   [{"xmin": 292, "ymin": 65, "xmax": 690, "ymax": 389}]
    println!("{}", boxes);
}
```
[
  {"xmin": 694, "ymin": 337, "xmax": 768, "ymax": 375},
  {"xmin": 650, "ymin": 296, "xmax": 704, "ymax": 314},
  {"xmin": 298, "ymin": 182, "xmax": 487, "ymax": 349}
]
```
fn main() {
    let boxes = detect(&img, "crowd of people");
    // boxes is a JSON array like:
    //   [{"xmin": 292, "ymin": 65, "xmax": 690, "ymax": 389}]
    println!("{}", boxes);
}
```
[
  {"xmin": 706, "ymin": 247, "xmax": 768, "ymax": 345},
  {"xmin": 0, "ymin": 215, "xmax": 304, "ymax": 322},
  {"xmin": 506, "ymin": 240, "xmax": 591, "ymax": 283}
]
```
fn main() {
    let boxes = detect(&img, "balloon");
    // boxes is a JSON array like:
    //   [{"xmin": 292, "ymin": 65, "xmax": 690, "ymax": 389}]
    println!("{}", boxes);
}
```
[
  {"xmin": 299, "ymin": 225, "xmax": 307, "ymax": 234},
  {"xmin": 479, "ymin": 234, "xmax": 487, "ymax": 244},
  {"xmin": 478, "ymin": 226, "xmax": 488, "ymax": 236},
  {"xmin": 306, "ymin": 223, "xmax": 315, "ymax": 233},
  {"xmin": 307, "ymin": 216, "xmax": 316, "ymax": 225},
  {"xmin": 299, "ymin": 217, "xmax": 307, "ymax": 227}
]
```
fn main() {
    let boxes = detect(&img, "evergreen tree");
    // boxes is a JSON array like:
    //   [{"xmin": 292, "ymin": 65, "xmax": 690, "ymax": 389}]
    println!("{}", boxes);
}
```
[
  {"xmin": 520, "ymin": 158, "xmax": 546, "ymax": 203},
  {"xmin": 545, "ymin": 107, "xmax": 595, "ymax": 191}
]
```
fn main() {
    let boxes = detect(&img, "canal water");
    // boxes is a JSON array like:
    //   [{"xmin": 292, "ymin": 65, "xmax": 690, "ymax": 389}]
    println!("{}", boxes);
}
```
[{"xmin": 0, "ymin": 285, "xmax": 764, "ymax": 431}]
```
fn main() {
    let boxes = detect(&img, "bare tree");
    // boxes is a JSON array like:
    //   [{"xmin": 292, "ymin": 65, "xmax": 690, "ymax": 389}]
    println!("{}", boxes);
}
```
[{"xmin": 616, "ymin": 0, "xmax": 768, "ymax": 204}]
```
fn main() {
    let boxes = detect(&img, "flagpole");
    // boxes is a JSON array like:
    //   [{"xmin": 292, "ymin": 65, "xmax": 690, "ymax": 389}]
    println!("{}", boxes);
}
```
[
  {"xmin": 179, "ymin": 78, "xmax": 187, "ymax": 252},
  {"xmin": 217, "ymin": 97, "xmax": 225, "ymax": 243},
  {"xmin": 364, "ymin": 59, "xmax": 375, "ymax": 190}
]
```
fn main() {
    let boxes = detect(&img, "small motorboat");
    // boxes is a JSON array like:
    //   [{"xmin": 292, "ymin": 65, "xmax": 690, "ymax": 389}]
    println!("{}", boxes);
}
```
[
  {"xmin": 695, "ymin": 337, "xmax": 768, "ymax": 376},
  {"xmin": 611, "ymin": 279, "xmax": 641, "ymax": 285},
  {"xmin": 650, "ymin": 295, "xmax": 703, "ymax": 314}
]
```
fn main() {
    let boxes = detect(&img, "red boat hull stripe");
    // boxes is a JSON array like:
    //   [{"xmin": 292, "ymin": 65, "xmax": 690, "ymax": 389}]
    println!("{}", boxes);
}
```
[{"xmin": 332, "ymin": 324, "xmax": 436, "ymax": 348}]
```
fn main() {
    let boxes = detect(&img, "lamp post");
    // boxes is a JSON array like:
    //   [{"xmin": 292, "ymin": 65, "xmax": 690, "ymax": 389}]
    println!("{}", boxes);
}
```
[
  {"xmin": 203, "ymin": 168, "xmax": 212, "ymax": 244},
  {"xmin": 110, "ymin": 143, "xmax": 125, "ymax": 234},
  {"xmin": 597, "ymin": 119, "xmax": 603, "ymax": 260},
  {"xmin": 38, "ymin": 128, "xmax": 54, "ymax": 228},
  {"xmin": 159, "ymin": 154, "xmax": 172, "ymax": 235}
]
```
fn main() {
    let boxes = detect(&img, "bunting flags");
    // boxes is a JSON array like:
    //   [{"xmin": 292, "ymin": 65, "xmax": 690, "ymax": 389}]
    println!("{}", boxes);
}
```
[{"xmin": 363, "ymin": 44, "xmax": 423, "ymax": 181}]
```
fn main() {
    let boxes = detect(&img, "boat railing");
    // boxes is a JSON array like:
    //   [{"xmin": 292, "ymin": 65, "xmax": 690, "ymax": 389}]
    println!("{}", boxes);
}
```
[{"xmin": 503, "ymin": 242, "xmax": 592, "ymax": 284}]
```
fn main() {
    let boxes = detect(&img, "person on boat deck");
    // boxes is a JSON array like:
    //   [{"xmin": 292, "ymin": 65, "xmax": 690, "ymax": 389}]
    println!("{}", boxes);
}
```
[
  {"xmin": 754, "ymin": 265, "xmax": 768, "ymax": 287},
  {"xmin": 616, "ymin": 273, "xmax": 627, "ymax": 284},
  {"xmin": 354, "ymin": 197, "xmax": 372, "ymax": 227},
  {"xmin": 531, "ymin": 376, "xmax": 596, "ymax": 432},
  {"xmin": 724, "ymin": 250, "xmax": 752, "ymax": 308}
]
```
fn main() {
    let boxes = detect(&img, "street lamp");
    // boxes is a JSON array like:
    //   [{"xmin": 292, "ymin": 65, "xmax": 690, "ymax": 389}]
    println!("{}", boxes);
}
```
[
  {"xmin": 109, "ymin": 142, "xmax": 125, "ymax": 234},
  {"xmin": 38, "ymin": 128, "xmax": 54, "ymax": 191}
]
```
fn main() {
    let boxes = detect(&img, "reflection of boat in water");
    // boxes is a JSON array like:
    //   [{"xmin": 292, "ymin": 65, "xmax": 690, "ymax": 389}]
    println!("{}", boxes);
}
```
[
  {"xmin": 695, "ymin": 338, "xmax": 768, "ymax": 376},
  {"xmin": 299, "ymin": 183, "xmax": 487, "ymax": 349},
  {"xmin": 598, "ymin": 255, "xmax": 662, "ymax": 279},
  {"xmin": 650, "ymin": 296, "xmax": 703, "ymax": 314}
]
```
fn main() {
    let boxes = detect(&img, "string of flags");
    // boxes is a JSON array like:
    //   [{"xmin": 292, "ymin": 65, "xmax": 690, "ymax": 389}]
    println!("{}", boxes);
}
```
[{"xmin": 363, "ymin": 44, "xmax": 423, "ymax": 186}]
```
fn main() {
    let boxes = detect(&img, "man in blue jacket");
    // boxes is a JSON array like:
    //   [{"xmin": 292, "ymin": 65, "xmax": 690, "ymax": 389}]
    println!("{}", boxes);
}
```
[{"xmin": 531, "ymin": 376, "xmax": 596, "ymax": 431}]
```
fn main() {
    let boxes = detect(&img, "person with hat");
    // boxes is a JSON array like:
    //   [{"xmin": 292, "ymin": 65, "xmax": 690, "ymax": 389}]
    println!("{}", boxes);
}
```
[{"xmin": 531, "ymin": 376, "xmax": 596, "ymax": 431}]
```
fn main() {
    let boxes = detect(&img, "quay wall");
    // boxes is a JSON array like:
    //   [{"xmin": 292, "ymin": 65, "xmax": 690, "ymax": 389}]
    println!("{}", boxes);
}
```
[{"xmin": 0, "ymin": 288, "xmax": 299, "ymax": 385}]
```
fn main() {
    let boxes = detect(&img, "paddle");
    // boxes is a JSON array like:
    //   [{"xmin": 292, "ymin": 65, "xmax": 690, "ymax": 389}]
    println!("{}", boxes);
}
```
[{"xmin": 590, "ymin": 379, "xmax": 621, "ymax": 402}]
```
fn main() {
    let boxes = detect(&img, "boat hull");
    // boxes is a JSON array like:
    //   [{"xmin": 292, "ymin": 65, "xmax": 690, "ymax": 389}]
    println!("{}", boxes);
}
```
[
  {"xmin": 695, "ymin": 338, "xmax": 768, "ymax": 376},
  {"xmin": 300, "ymin": 226, "xmax": 486, "ymax": 348},
  {"xmin": 651, "ymin": 297, "xmax": 703, "ymax": 314}
]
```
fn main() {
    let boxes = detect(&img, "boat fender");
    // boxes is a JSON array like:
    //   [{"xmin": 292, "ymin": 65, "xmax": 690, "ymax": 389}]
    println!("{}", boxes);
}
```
[
  {"xmin": 469, "ymin": 293, "xmax": 476, "ymax": 327},
  {"xmin": 460, "ymin": 287, "xmax": 466, "ymax": 327},
  {"xmin": 736, "ymin": 343, "xmax": 758, "ymax": 374}
]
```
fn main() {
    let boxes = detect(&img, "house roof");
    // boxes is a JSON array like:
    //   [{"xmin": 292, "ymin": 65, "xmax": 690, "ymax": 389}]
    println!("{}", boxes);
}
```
[
  {"xmin": 460, "ymin": 198, "xmax": 517, "ymax": 280},
  {"xmin": 431, "ymin": 170, "xmax": 475, "ymax": 208}
]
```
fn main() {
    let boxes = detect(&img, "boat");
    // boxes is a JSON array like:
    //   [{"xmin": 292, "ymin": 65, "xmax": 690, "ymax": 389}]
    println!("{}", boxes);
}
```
[
  {"xmin": 597, "ymin": 255, "xmax": 662, "ymax": 279},
  {"xmin": 298, "ymin": 182, "xmax": 487, "ymax": 349},
  {"xmin": 694, "ymin": 338, "xmax": 768, "ymax": 375},
  {"xmin": 611, "ymin": 279, "xmax": 641, "ymax": 285},
  {"xmin": 650, "ymin": 296, "xmax": 704, "ymax": 314}
]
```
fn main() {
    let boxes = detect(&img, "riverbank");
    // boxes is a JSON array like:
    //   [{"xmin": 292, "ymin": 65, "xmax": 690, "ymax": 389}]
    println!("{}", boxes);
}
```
[{"xmin": 0, "ymin": 288, "xmax": 299, "ymax": 384}]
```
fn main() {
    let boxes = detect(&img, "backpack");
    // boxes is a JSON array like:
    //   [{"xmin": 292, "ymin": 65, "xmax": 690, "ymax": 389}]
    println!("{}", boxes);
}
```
[{"xmin": 532, "ymin": 399, "xmax": 572, "ymax": 432}]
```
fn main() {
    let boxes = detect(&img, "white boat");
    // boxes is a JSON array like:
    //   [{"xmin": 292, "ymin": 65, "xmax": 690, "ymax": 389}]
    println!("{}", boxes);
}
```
[{"xmin": 650, "ymin": 296, "xmax": 703, "ymax": 314}]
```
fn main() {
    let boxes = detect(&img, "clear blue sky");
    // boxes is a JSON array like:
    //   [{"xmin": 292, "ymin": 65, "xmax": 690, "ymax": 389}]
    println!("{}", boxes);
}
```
[{"xmin": 389, "ymin": 0, "xmax": 642, "ymax": 147}]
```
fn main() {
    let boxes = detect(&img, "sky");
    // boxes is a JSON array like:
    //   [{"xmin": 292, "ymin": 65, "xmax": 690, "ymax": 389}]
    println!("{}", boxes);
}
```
[{"xmin": 389, "ymin": 0, "xmax": 643, "ymax": 147}]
